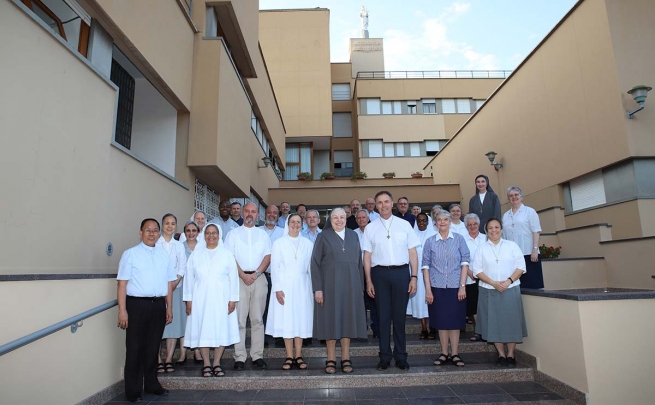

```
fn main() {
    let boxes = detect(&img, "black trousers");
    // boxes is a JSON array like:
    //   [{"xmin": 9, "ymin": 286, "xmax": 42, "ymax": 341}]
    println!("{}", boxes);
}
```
[
  {"xmin": 371, "ymin": 265, "xmax": 410, "ymax": 362},
  {"xmin": 124, "ymin": 296, "xmax": 166, "ymax": 398}
]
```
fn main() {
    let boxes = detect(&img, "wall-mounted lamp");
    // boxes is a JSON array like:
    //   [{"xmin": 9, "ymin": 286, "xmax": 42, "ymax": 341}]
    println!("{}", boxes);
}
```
[
  {"xmin": 485, "ymin": 151, "xmax": 503, "ymax": 171},
  {"xmin": 627, "ymin": 85, "xmax": 652, "ymax": 119},
  {"xmin": 258, "ymin": 157, "xmax": 271, "ymax": 169}
]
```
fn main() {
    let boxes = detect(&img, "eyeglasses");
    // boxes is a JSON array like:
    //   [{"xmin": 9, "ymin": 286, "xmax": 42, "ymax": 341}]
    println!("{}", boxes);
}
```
[
  {"xmin": 206, "ymin": 232, "xmax": 219, "ymax": 236},
  {"xmin": 508, "ymin": 193, "xmax": 521, "ymax": 198},
  {"xmin": 416, "ymin": 219, "xmax": 429, "ymax": 223},
  {"xmin": 143, "ymin": 229, "xmax": 159, "ymax": 234}
]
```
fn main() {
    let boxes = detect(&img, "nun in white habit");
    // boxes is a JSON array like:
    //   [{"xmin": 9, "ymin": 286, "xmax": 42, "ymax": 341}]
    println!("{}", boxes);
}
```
[
  {"xmin": 265, "ymin": 213, "xmax": 314, "ymax": 370},
  {"xmin": 183, "ymin": 223, "xmax": 239, "ymax": 377},
  {"xmin": 407, "ymin": 212, "xmax": 435, "ymax": 339}
]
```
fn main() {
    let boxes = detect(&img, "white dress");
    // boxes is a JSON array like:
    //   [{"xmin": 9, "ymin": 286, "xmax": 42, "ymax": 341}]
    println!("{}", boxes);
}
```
[
  {"xmin": 265, "ymin": 235, "xmax": 314, "ymax": 339},
  {"xmin": 407, "ymin": 227, "xmax": 436, "ymax": 318},
  {"xmin": 183, "ymin": 246, "xmax": 240, "ymax": 348}
]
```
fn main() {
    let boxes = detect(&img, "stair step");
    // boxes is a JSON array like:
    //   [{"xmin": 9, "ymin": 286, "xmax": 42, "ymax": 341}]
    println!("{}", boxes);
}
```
[{"xmin": 159, "ymin": 353, "xmax": 533, "ymax": 390}]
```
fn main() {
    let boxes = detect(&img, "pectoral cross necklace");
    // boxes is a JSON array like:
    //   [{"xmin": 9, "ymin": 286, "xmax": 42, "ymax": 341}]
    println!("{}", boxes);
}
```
[
  {"xmin": 491, "ymin": 241, "xmax": 503, "ymax": 263},
  {"xmin": 381, "ymin": 217, "xmax": 394, "ymax": 239}
]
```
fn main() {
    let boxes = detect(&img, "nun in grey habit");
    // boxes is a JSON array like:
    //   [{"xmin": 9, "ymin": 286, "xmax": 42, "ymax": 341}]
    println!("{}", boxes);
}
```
[{"xmin": 311, "ymin": 207, "xmax": 367, "ymax": 373}]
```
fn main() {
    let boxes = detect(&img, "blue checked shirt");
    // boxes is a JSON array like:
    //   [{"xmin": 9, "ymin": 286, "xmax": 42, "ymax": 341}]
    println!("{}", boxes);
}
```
[{"xmin": 421, "ymin": 231, "xmax": 470, "ymax": 288}]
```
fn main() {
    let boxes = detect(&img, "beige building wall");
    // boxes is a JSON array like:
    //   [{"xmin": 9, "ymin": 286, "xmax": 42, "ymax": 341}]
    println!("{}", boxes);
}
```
[
  {"xmin": 601, "ymin": 238, "xmax": 655, "ymax": 288},
  {"xmin": 356, "ymin": 78, "xmax": 503, "ymax": 100},
  {"xmin": 92, "ymin": 0, "xmax": 195, "ymax": 110},
  {"xmin": 359, "ymin": 114, "xmax": 449, "ymax": 142},
  {"xmin": 0, "ymin": 280, "xmax": 123, "ymax": 405},
  {"xmin": 360, "ymin": 157, "xmax": 433, "ymax": 180},
  {"xmin": 426, "ymin": 0, "xmax": 644, "ymax": 233},
  {"xmin": 259, "ymin": 9, "xmax": 332, "ymax": 138},
  {"xmin": 350, "ymin": 38, "xmax": 384, "ymax": 78}
]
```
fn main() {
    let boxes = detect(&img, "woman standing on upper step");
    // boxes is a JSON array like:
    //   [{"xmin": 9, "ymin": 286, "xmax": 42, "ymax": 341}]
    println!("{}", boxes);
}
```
[{"xmin": 468, "ymin": 174, "xmax": 501, "ymax": 233}]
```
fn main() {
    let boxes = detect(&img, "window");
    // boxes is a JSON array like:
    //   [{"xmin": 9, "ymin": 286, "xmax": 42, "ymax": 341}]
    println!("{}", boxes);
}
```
[
  {"xmin": 22, "ymin": 0, "xmax": 91, "ymax": 56},
  {"xmin": 332, "ymin": 83, "xmax": 351, "ymax": 100},
  {"xmin": 393, "ymin": 101, "xmax": 402, "ymax": 114},
  {"xmin": 111, "ymin": 59, "xmax": 135, "ymax": 149},
  {"xmin": 251, "ymin": 110, "xmax": 257, "ymax": 134},
  {"xmin": 422, "ymin": 99, "xmax": 436, "ymax": 114},
  {"xmin": 334, "ymin": 150, "xmax": 354, "ymax": 177},
  {"xmin": 457, "ymin": 99, "xmax": 471, "ymax": 114},
  {"xmin": 195, "ymin": 179, "xmax": 220, "ymax": 221},
  {"xmin": 570, "ymin": 171, "xmax": 607, "ymax": 211},
  {"xmin": 363, "ymin": 98, "xmax": 380, "ymax": 115},
  {"xmin": 441, "ymin": 99, "xmax": 456, "ymax": 114},
  {"xmin": 407, "ymin": 101, "xmax": 417, "ymax": 114},
  {"xmin": 284, "ymin": 143, "xmax": 312, "ymax": 180},
  {"xmin": 409, "ymin": 142, "xmax": 421, "ymax": 157},
  {"xmin": 332, "ymin": 113, "xmax": 353, "ymax": 138},
  {"xmin": 426, "ymin": 140, "xmax": 445, "ymax": 156},
  {"xmin": 367, "ymin": 140, "xmax": 383, "ymax": 157},
  {"xmin": 395, "ymin": 143, "xmax": 405, "ymax": 157},
  {"xmin": 474, "ymin": 99, "xmax": 485, "ymax": 110},
  {"xmin": 384, "ymin": 143, "xmax": 395, "ymax": 157},
  {"xmin": 382, "ymin": 101, "xmax": 393, "ymax": 115}
]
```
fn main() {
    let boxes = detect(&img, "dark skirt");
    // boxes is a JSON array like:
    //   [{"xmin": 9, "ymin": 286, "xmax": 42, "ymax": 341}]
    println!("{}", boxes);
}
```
[
  {"xmin": 465, "ymin": 282, "xmax": 479, "ymax": 317},
  {"xmin": 520, "ymin": 254, "xmax": 544, "ymax": 289},
  {"xmin": 476, "ymin": 286, "xmax": 528, "ymax": 343},
  {"xmin": 428, "ymin": 287, "xmax": 466, "ymax": 330}
]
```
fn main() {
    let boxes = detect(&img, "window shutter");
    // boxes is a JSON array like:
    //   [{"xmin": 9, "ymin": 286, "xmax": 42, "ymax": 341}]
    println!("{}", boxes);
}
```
[
  {"xmin": 570, "ymin": 171, "xmax": 606, "ymax": 211},
  {"xmin": 332, "ymin": 84, "xmax": 350, "ymax": 100}
]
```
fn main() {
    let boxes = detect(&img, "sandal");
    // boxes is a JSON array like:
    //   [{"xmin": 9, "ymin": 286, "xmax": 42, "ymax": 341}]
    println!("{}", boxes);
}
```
[
  {"xmin": 212, "ymin": 365, "xmax": 225, "ymax": 377},
  {"xmin": 341, "ymin": 359, "xmax": 353, "ymax": 373},
  {"xmin": 418, "ymin": 330, "xmax": 429, "ymax": 339},
  {"xmin": 164, "ymin": 362, "xmax": 175, "ymax": 373},
  {"xmin": 434, "ymin": 353, "xmax": 450, "ymax": 366},
  {"xmin": 451, "ymin": 354, "xmax": 465, "ymax": 367},
  {"xmin": 201, "ymin": 366, "xmax": 213, "ymax": 377},
  {"xmin": 427, "ymin": 328, "xmax": 437, "ymax": 340},
  {"xmin": 466, "ymin": 317, "xmax": 474, "ymax": 325},
  {"xmin": 282, "ymin": 357, "xmax": 294, "ymax": 370},
  {"xmin": 157, "ymin": 363, "xmax": 165, "ymax": 373},
  {"xmin": 470, "ymin": 333, "xmax": 486, "ymax": 342},
  {"xmin": 294, "ymin": 357, "xmax": 307, "ymax": 370},
  {"xmin": 324, "ymin": 360, "xmax": 337, "ymax": 374}
]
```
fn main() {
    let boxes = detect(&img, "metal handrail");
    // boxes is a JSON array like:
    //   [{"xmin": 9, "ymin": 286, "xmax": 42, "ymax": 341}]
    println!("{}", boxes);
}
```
[
  {"xmin": 357, "ymin": 70, "xmax": 513, "ymax": 79},
  {"xmin": 0, "ymin": 299, "xmax": 117, "ymax": 357}
]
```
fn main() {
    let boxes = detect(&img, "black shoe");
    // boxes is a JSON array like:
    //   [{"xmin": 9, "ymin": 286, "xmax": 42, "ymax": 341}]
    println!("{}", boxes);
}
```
[
  {"xmin": 233, "ymin": 361, "xmax": 245, "ymax": 370},
  {"xmin": 376, "ymin": 360, "xmax": 390, "ymax": 371},
  {"xmin": 395, "ymin": 360, "xmax": 410, "ymax": 370},
  {"xmin": 147, "ymin": 388, "xmax": 169, "ymax": 396},
  {"xmin": 495, "ymin": 357, "xmax": 508, "ymax": 368},
  {"xmin": 302, "ymin": 338, "xmax": 312, "ymax": 347},
  {"xmin": 507, "ymin": 357, "xmax": 517, "ymax": 368},
  {"xmin": 126, "ymin": 395, "xmax": 142, "ymax": 403},
  {"xmin": 274, "ymin": 338, "xmax": 285, "ymax": 348},
  {"xmin": 252, "ymin": 358, "xmax": 268, "ymax": 369}
]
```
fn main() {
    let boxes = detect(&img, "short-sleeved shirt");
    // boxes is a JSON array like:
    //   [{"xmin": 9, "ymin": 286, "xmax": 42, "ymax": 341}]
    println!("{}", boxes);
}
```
[
  {"xmin": 421, "ymin": 231, "xmax": 470, "ymax": 288},
  {"xmin": 224, "ymin": 226, "xmax": 272, "ymax": 271},
  {"xmin": 117, "ymin": 242, "xmax": 177, "ymax": 297},
  {"xmin": 471, "ymin": 239, "xmax": 526, "ymax": 289},
  {"xmin": 367, "ymin": 210, "xmax": 380, "ymax": 222},
  {"xmin": 463, "ymin": 232, "xmax": 486, "ymax": 284},
  {"xmin": 362, "ymin": 216, "xmax": 420, "ymax": 267},
  {"xmin": 301, "ymin": 227, "xmax": 322, "ymax": 244},
  {"xmin": 207, "ymin": 216, "xmax": 239, "ymax": 241},
  {"xmin": 502, "ymin": 204, "xmax": 542, "ymax": 255}
]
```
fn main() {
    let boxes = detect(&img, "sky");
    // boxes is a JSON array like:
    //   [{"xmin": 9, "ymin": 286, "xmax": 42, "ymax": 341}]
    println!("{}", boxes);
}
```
[{"xmin": 259, "ymin": 0, "xmax": 579, "ymax": 71}]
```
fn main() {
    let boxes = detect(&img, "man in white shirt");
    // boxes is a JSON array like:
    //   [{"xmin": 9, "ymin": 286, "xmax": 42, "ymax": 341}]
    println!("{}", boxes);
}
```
[
  {"xmin": 259, "ymin": 205, "xmax": 285, "ymax": 347},
  {"xmin": 224, "ymin": 202, "xmax": 272, "ymax": 370},
  {"xmin": 208, "ymin": 200, "xmax": 239, "ymax": 240},
  {"xmin": 276, "ymin": 201, "xmax": 291, "ymax": 228},
  {"xmin": 362, "ymin": 191, "xmax": 420, "ymax": 371},
  {"xmin": 365, "ymin": 197, "xmax": 380, "ymax": 221},
  {"xmin": 301, "ymin": 209, "xmax": 322, "ymax": 243},
  {"xmin": 117, "ymin": 218, "xmax": 176, "ymax": 402}
]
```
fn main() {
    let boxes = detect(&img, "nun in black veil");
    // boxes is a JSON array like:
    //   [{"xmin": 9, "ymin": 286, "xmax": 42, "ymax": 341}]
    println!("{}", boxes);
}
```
[
  {"xmin": 468, "ymin": 174, "xmax": 501, "ymax": 233},
  {"xmin": 311, "ymin": 208, "xmax": 367, "ymax": 374}
]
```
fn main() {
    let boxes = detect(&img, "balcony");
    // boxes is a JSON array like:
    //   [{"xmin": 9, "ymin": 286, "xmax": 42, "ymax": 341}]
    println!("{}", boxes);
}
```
[{"xmin": 356, "ymin": 70, "xmax": 513, "ymax": 79}]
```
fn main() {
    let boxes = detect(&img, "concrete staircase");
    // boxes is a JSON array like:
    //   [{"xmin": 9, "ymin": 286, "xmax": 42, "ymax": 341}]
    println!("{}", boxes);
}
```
[{"xmin": 157, "ymin": 320, "xmax": 535, "ymax": 391}]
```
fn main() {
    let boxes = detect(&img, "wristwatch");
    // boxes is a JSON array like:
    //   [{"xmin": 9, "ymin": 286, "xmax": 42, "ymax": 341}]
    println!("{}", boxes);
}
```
[{"xmin": 533, "ymin": 246, "xmax": 538, "ymax": 250}]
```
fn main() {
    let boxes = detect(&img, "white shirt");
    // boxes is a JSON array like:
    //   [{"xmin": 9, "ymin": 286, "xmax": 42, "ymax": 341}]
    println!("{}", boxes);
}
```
[
  {"xmin": 450, "ymin": 221, "xmax": 467, "ymax": 237},
  {"xmin": 367, "ymin": 210, "xmax": 380, "ymax": 222},
  {"xmin": 471, "ymin": 239, "xmax": 526, "ymax": 289},
  {"xmin": 362, "ymin": 216, "xmax": 420, "ymax": 267},
  {"xmin": 117, "ymin": 242, "xmax": 177, "ymax": 297},
  {"xmin": 502, "ymin": 204, "xmax": 542, "ymax": 255},
  {"xmin": 354, "ymin": 228, "xmax": 366, "ymax": 260},
  {"xmin": 224, "ymin": 225, "xmax": 272, "ymax": 271},
  {"xmin": 464, "ymin": 232, "xmax": 486, "ymax": 284},
  {"xmin": 479, "ymin": 192, "xmax": 486, "ymax": 205},
  {"xmin": 260, "ymin": 225, "xmax": 284, "ymax": 272},
  {"xmin": 156, "ymin": 236, "xmax": 187, "ymax": 286},
  {"xmin": 207, "ymin": 216, "xmax": 239, "ymax": 241},
  {"xmin": 413, "ymin": 216, "xmax": 433, "ymax": 231}
]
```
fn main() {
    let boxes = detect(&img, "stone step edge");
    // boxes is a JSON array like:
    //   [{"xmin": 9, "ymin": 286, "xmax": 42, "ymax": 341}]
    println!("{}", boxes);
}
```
[
  {"xmin": 160, "ymin": 367, "xmax": 534, "ymax": 390},
  {"xmin": 164, "ymin": 341, "xmax": 495, "ymax": 359}
]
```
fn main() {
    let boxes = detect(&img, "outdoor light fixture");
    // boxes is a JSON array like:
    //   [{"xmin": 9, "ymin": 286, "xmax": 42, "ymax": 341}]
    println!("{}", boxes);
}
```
[
  {"xmin": 258, "ymin": 156, "xmax": 271, "ymax": 169},
  {"xmin": 627, "ymin": 85, "xmax": 652, "ymax": 119},
  {"xmin": 485, "ymin": 151, "xmax": 503, "ymax": 171}
]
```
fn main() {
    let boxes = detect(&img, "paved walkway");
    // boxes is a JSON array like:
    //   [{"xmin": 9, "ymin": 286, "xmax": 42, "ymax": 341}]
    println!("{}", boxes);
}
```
[{"xmin": 105, "ymin": 381, "xmax": 574, "ymax": 404}]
